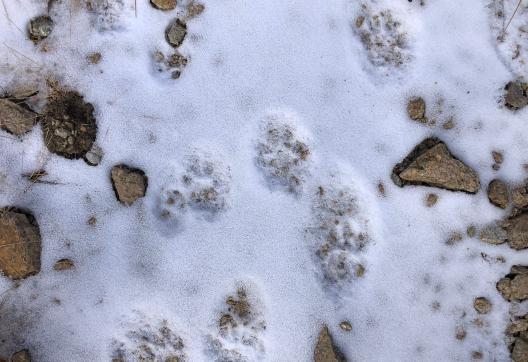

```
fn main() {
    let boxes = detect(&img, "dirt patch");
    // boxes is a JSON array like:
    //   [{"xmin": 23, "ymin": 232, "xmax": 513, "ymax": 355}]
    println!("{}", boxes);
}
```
[{"xmin": 43, "ymin": 90, "xmax": 97, "ymax": 159}]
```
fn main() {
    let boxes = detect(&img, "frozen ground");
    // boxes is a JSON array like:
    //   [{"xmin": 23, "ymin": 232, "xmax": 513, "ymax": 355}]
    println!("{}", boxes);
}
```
[{"xmin": 0, "ymin": 0, "xmax": 528, "ymax": 361}]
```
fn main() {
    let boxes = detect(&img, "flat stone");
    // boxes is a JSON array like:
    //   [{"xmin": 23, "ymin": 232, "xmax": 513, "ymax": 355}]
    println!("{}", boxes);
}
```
[
  {"xmin": 0, "ymin": 208, "xmax": 41, "ymax": 280},
  {"xmin": 392, "ymin": 138, "xmax": 480, "ymax": 193},
  {"xmin": 487, "ymin": 179, "xmax": 509, "ymax": 209},
  {"xmin": 504, "ymin": 213, "xmax": 528, "ymax": 250},
  {"xmin": 497, "ymin": 265, "xmax": 528, "ymax": 301},
  {"xmin": 0, "ymin": 99, "xmax": 38, "ymax": 135},
  {"xmin": 166, "ymin": 19, "xmax": 187, "ymax": 47},
  {"xmin": 478, "ymin": 224, "xmax": 507, "ymax": 245},
  {"xmin": 111, "ymin": 165, "xmax": 148, "ymax": 206},
  {"xmin": 505, "ymin": 81, "xmax": 528, "ymax": 110},
  {"xmin": 314, "ymin": 325, "xmax": 346, "ymax": 362},
  {"xmin": 151, "ymin": 0, "xmax": 177, "ymax": 10},
  {"xmin": 28, "ymin": 15, "xmax": 54, "ymax": 42},
  {"xmin": 513, "ymin": 185, "xmax": 528, "ymax": 210},
  {"xmin": 53, "ymin": 258, "xmax": 74, "ymax": 271}
]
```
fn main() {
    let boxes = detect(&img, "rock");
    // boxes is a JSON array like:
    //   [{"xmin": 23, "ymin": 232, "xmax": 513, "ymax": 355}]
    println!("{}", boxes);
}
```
[
  {"xmin": 43, "ymin": 90, "xmax": 97, "ymax": 159},
  {"xmin": 407, "ymin": 97, "xmax": 426, "ymax": 123},
  {"xmin": 504, "ymin": 213, "xmax": 528, "ymax": 250},
  {"xmin": 339, "ymin": 321, "xmax": 352, "ymax": 332},
  {"xmin": 492, "ymin": 151, "xmax": 503, "ymax": 165},
  {"xmin": 467, "ymin": 225, "xmax": 476, "ymax": 238},
  {"xmin": 507, "ymin": 316, "xmax": 528, "ymax": 336},
  {"xmin": 0, "ymin": 208, "xmax": 41, "ymax": 280},
  {"xmin": 186, "ymin": 2, "xmax": 205, "ymax": 19},
  {"xmin": 88, "ymin": 52, "xmax": 102, "ymax": 64},
  {"xmin": 83, "ymin": 144, "xmax": 103, "ymax": 166},
  {"xmin": 314, "ymin": 326, "xmax": 346, "ymax": 362},
  {"xmin": 53, "ymin": 258, "xmax": 74, "ymax": 271},
  {"xmin": 166, "ymin": 19, "xmax": 187, "ymax": 47},
  {"xmin": 512, "ymin": 336, "xmax": 528, "ymax": 362},
  {"xmin": 487, "ymin": 179, "xmax": 509, "ymax": 209},
  {"xmin": 392, "ymin": 138, "xmax": 480, "ymax": 193},
  {"xmin": 473, "ymin": 297, "xmax": 491, "ymax": 314},
  {"xmin": 0, "ymin": 99, "xmax": 38, "ymax": 135},
  {"xmin": 28, "ymin": 15, "xmax": 54, "ymax": 42},
  {"xmin": 111, "ymin": 165, "xmax": 148, "ymax": 206},
  {"xmin": 479, "ymin": 224, "xmax": 507, "ymax": 245},
  {"xmin": 497, "ymin": 265, "xmax": 528, "ymax": 301},
  {"xmin": 11, "ymin": 350, "xmax": 31, "ymax": 362},
  {"xmin": 513, "ymin": 185, "xmax": 528, "ymax": 210},
  {"xmin": 425, "ymin": 193, "xmax": 438, "ymax": 207},
  {"xmin": 505, "ymin": 81, "xmax": 528, "ymax": 110},
  {"xmin": 151, "ymin": 0, "xmax": 177, "ymax": 10}
]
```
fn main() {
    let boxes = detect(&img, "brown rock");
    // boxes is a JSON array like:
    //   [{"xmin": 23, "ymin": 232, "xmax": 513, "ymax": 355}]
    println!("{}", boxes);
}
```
[
  {"xmin": 512, "ymin": 337, "xmax": 528, "ymax": 362},
  {"xmin": 407, "ymin": 97, "xmax": 426, "ymax": 122},
  {"xmin": 111, "ymin": 165, "xmax": 148, "ymax": 206},
  {"xmin": 88, "ymin": 52, "xmax": 102, "ymax": 64},
  {"xmin": 473, "ymin": 297, "xmax": 491, "ymax": 314},
  {"xmin": 10, "ymin": 349, "xmax": 31, "ymax": 362},
  {"xmin": 186, "ymin": 2, "xmax": 205, "ymax": 19},
  {"xmin": 513, "ymin": 185, "xmax": 528, "ymax": 210},
  {"xmin": 492, "ymin": 151, "xmax": 503, "ymax": 165},
  {"xmin": 0, "ymin": 208, "xmax": 41, "ymax": 279},
  {"xmin": 392, "ymin": 138, "xmax": 480, "ymax": 193},
  {"xmin": 504, "ymin": 213, "xmax": 528, "ymax": 250},
  {"xmin": 53, "ymin": 258, "xmax": 74, "ymax": 271},
  {"xmin": 479, "ymin": 224, "xmax": 507, "ymax": 245},
  {"xmin": 497, "ymin": 265, "xmax": 528, "ymax": 301},
  {"xmin": 339, "ymin": 321, "xmax": 352, "ymax": 332},
  {"xmin": 507, "ymin": 317, "xmax": 528, "ymax": 336},
  {"xmin": 487, "ymin": 179, "xmax": 509, "ymax": 209},
  {"xmin": 0, "ymin": 99, "xmax": 38, "ymax": 135},
  {"xmin": 505, "ymin": 81, "xmax": 528, "ymax": 110},
  {"xmin": 425, "ymin": 193, "xmax": 438, "ymax": 207},
  {"xmin": 314, "ymin": 325, "xmax": 346, "ymax": 362},
  {"xmin": 150, "ymin": 0, "xmax": 177, "ymax": 10},
  {"xmin": 28, "ymin": 15, "xmax": 54, "ymax": 42},
  {"xmin": 166, "ymin": 19, "xmax": 187, "ymax": 47},
  {"xmin": 43, "ymin": 90, "xmax": 97, "ymax": 159}
]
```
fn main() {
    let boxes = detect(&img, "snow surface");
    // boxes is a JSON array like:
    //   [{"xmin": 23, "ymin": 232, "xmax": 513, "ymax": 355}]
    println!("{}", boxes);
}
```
[{"xmin": 0, "ymin": 0, "xmax": 527, "ymax": 361}]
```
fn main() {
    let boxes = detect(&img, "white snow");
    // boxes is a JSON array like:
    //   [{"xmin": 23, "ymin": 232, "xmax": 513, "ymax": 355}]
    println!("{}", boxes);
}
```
[{"xmin": 0, "ymin": 0, "xmax": 527, "ymax": 361}]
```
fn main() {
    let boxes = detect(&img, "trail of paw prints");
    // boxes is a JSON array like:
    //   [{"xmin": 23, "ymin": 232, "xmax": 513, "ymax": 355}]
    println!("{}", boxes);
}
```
[
  {"xmin": 156, "ymin": 149, "xmax": 231, "ymax": 230},
  {"xmin": 110, "ymin": 311, "xmax": 187, "ymax": 362},
  {"xmin": 488, "ymin": 0, "xmax": 528, "ymax": 77},
  {"xmin": 255, "ymin": 111, "xmax": 312, "ymax": 194},
  {"xmin": 350, "ymin": 1, "xmax": 413, "ymax": 76},
  {"xmin": 306, "ymin": 177, "xmax": 371, "ymax": 292},
  {"xmin": 205, "ymin": 283, "xmax": 266, "ymax": 362}
]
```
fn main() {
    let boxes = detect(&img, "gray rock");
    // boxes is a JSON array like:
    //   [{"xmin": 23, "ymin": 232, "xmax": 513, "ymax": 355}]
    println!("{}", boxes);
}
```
[
  {"xmin": 504, "ymin": 213, "xmax": 528, "ymax": 250},
  {"xmin": 392, "ymin": 138, "xmax": 480, "ymax": 193},
  {"xmin": 0, "ymin": 99, "xmax": 38, "ymax": 135},
  {"xmin": 479, "ymin": 224, "xmax": 507, "ymax": 245},
  {"xmin": 505, "ymin": 81, "xmax": 528, "ymax": 110},
  {"xmin": 166, "ymin": 19, "xmax": 187, "ymax": 47},
  {"xmin": 488, "ymin": 179, "xmax": 509, "ymax": 209},
  {"xmin": 28, "ymin": 15, "xmax": 54, "ymax": 42}
]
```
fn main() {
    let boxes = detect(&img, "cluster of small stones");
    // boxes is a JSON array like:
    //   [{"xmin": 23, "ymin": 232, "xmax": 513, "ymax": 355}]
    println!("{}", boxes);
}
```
[
  {"xmin": 111, "ymin": 315, "xmax": 186, "ymax": 362},
  {"xmin": 406, "ymin": 96, "xmax": 456, "ymax": 129},
  {"xmin": 158, "ymin": 151, "xmax": 231, "ymax": 224},
  {"xmin": 151, "ymin": 0, "xmax": 205, "ymax": 80},
  {"xmin": 308, "ymin": 183, "xmax": 368, "ymax": 287},
  {"xmin": 353, "ymin": 4, "xmax": 411, "ymax": 69},
  {"xmin": 255, "ymin": 113, "xmax": 311, "ymax": 193},
  {"xmin": 207, "ymin": 286, "xmax": 266, "ymax": 361}
]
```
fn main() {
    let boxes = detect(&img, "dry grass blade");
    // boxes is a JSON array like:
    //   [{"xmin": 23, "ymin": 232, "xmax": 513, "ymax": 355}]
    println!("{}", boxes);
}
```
[{"xmin": 505, "ymin": 0, "xmax": 523, "ymax": 33}]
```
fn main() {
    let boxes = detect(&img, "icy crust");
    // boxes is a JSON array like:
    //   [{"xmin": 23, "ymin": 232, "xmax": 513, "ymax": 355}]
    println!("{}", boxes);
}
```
[
  {"xmin": 488, "ymin": 0, "xmax": 528, "ymax": 76},
  {"xmin": 206, "ymin": 283, "xmax": 266, "ymax": 362},
  {"xmin": 306, "ymin": 178, "xmax": 371, "ymax": 290},
  {"xmin": 110, "ymin": 312, "xmax": 186, "ymax": 362},
  {"xmin": 255, "ymin": 112, "xmax": 311, "ymax": 194},
  {"xmin": 352, "ymin": 1, "xmax": 412, "ymax": 72}
]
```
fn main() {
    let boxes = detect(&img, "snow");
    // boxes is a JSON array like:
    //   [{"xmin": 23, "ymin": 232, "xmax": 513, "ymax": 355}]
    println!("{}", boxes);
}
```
[{"xmin": 0, "ymin": 0, "xmax": 527, "ymax": 361}]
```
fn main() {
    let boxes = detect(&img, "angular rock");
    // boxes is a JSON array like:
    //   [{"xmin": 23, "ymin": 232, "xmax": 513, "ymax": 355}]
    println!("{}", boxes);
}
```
[
  {"xmin": 111, "ymin": 165, "xmax": 148, "ymax": 206},
  {"xmin": 11, "ymin": 350, "xmax": 31, "ymax": 362},
  {"xmin": 505, "ymin": 81, "xmax": 528, "ymax": 110},
  {"xmin": 407, "ymin": 97, "xmax": 426, "ymax": 123},
  {"xmin": 504, "ymin": 213, "xmax": 528, "ymax": 250},
  {"xmin": 487, "ymin": 179, "xmax": 509, "ymax": 209},
  {"xmin": 0, "ymin": 99, "xmax": 38, "ymax": 135},
  {"xmin": 339, "ymin": 321, "xmax": 352, "ymax": 332},
  {"xmin": 28, "ymin": 15, "xmax": 54, "ymax": 42},
  {"xmin": 497, "ymin": 265, "xmax": 528, "ymax": 301},
  {"xmin": 473, "ymin": 297, "xmax": 491, "ymax": 314},
  {"xmin": 43, "ymin": 90, "xmax": 97, "ymax": 159},
  {"xmin": 314, "ymin": 326, "xmax": 346, "ymax": 362},
  {"xmin": 166, "ymin": 19, "xmax": 187, "ymax": 47},
  {"xmin": 186, "ymin": 1, "xmax": 205, "ymax": 19},
  {"xmin": 478, "ymin": 225, "xmax": 507, "ymax": 245},
  {"xmin": 512, "ymin": 337, "xmax": 528, "ymax": 362},
  {"xmin": 392, "ymin": 138, "xmax": 480, "ymax": 193},
  {"xmin": 513, "ymin": 185, "xmax": 528, "ymax": 210},
  {"xmin": 151, "ymin": 0, "xmax": 177, "ymax": 10},
  {"xmin": 0, "ymin": 208, "xmax": 41, "ymax": 280}
]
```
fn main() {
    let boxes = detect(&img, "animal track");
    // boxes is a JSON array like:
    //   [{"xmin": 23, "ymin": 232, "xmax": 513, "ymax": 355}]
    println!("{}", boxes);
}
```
[
  {"xmin": 206, "ymin": 284, "xmax": 266, "ymax": 361},
  {"xmin": 255, "ymin": 111, "xmax": 311, "ymax": 194}
]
